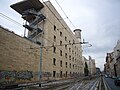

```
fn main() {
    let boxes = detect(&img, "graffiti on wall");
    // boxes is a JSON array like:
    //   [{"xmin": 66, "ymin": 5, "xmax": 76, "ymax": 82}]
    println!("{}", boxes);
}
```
[
  {"xmin": 16, "ymin": 71, "xmax": 33, "ymax": 80},
  {"xmin": 0, "ymin": 70, "xmax": 33, "ymax": 85},
  {"xmin": 42, "ymin": 72, "xmax": 51, "ymax": 77}
]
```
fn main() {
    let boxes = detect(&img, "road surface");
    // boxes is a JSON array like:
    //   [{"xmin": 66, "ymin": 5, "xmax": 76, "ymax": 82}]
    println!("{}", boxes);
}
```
[{"xmin": 104, "ymin": 77, "xmax": 120, "ymax": 90}]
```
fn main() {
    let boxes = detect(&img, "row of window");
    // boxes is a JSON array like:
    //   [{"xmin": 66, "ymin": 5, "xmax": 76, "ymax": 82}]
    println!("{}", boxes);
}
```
[
  {"xmin": 53, "ymin": 71, "xmax": 80, "ymax": 78},
  {"xmin": 53, "ymin": 33, "xmax": 76, "ymax": 45},
  {"xmin": 54, "ymin": 25, "xmax": 67, "ymax": 40},
  {"xmin": 53, "ymin": 49, "xmax": 80, "ymax": 62},
  {"xmin": 53, "ymin": 47, "xmax": 80, "ymax": 57},
  {"xmin": 53, "ymin": 58, "xmax": 80, "ymax": 69}
]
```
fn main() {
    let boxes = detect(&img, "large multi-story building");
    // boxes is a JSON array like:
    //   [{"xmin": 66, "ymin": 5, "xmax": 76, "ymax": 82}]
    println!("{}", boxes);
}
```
[
  {"xmin": 0, "ymin": 0, "xmax": 84, "ymax": 85},
  {"xmin": 24, "ymin": 0, "xmax": 83, "ymax": 80}
]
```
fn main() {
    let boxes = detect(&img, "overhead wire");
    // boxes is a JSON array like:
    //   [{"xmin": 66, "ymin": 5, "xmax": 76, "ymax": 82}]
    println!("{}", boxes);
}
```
[
  {"xmin": 42, "ymin": 0, "xmax": 80, "ymax": 44},
  {"xmin": 54, "ymin": 0, "xmax": 76, "ymax": 28},
  {"xmin": 0, "ymin": 13, "xmax": 22, "ymax": 27},
  {"xmin": 42, "ymin": 0, "xmax": 67, "ymax": 30}
]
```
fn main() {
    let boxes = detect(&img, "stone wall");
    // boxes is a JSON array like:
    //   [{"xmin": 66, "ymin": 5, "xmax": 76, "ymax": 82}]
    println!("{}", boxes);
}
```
[{"xmin": 0, "ymin": 27, "xmax": 40, "ymax": 85}]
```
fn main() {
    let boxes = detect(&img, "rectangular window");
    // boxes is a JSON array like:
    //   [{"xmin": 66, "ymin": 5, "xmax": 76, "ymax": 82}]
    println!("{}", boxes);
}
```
[
  {"xmin": 53, "ymin": 47, "xmax": 56, "ymax": 53},
  {"xmin": 60, "ymin": 50, "xmax": 62, "ymax": 56},
  {"xmin": 72, "ymin": 50, "xmax": 74, "ymax": 54},
  {"xmin": 53, "ymin": 58, "xmax": 56, "ymax": 65},
  {"xmin": 60, "ymin": 31, "xmax": 62, "ymax": 37},
  {"xmin": 65, "ymin": 36, "xmax": 67, "ymax": 41},
  {"xmin": 54, "ymin": 35, "xmax": 56, "ymax": 42},
  {"xmin": 73, "ymin": 39, "xmax": 75, "ymax": 44},
  {"xmin": 60, "ymin": 60, "xmax": 62, "ymax": 67},
  {"xmin": 69, "ymin": 55, "xmax": 71, "ymax": 60},
  {"xmin": 70, "ymin": 72, "xmax": 71, "ymax": 76},
  {"xmin": 53, "ymin": 71, "xmax": 56, "ymax": 77},
  {"xmin": 72, "ymin": 57, "xmax": 74, "ymax": 62},
  {"xmin": 65, "ymin": 53, "xmax": 67, "ymax": 58},
  {"xmin": 60, "ymin": 41, "xmax": 62, "ymax": 46},
  {"xmin": 69, "ymin": 40, "xmax": 71, "ymax": 44},
  {"xmin": 66, "ymin": 62, "xmax": 67, "ymax": 68},
  {"xmin": 54, "ymin": 25, "xmax": 56, "ymax": 31},
  {"xmin": 69, "ymin": 48, "xmax": 71, "ymax": 52},
  {"xmin": 65, "ymin": 45, "xmax": 67, "ymax": 49},
  {"xmin": 60, "ymin": 71, "xmax": 62, "ymax": 78},
  {"xmin": 70, "ymin": 63, "xmax": 71, "ymax": 68},
  {"xmin": 66, "ymin": 71, "xmax": 67, "ymax": 77}
]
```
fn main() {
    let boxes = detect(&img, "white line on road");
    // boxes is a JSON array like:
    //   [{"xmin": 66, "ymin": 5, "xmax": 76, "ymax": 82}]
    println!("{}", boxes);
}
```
[
  {"xmin": 69, "ymin": 83, "xmax": 78, "ymax": 90},
  {"xmin": 76, "ymin": 82, "xmax": 83, "ymax": 90}
]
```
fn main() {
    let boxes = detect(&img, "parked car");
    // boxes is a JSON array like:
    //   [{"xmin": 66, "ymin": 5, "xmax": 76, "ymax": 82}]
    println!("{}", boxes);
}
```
[
  {"xmin": 104, "ymin": 74, "xmax": 109, "ymax": 78},
  {"xmin": 114, "ymin": 77, "xmax": 120, "ymax": 86},
  {"xmin": 112, "ymin": 76, "xmax": 116, "ymax": 79}
]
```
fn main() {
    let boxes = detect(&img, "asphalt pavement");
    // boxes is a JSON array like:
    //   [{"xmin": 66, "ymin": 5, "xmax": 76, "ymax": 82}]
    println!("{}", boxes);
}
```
[{"xmin": 104, "ymin": 77, "xmax": 120, "ymax": 90}]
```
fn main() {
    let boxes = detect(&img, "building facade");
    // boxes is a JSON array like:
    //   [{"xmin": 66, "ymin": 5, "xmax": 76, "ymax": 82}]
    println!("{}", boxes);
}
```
[
  {"xmin": 104, "ymin": 40, "xmax": 120, "ymax": 77},
  {"xmin": 0, "ymin": 0, "xmax": 84, "ymax": 85},
  {"xmin": 114, "ymin": 40, "xmax": 120, "ymax": 77},
  {"xmin": 82, "ymin": 56, "xmax": 96, "ymax": 75}
]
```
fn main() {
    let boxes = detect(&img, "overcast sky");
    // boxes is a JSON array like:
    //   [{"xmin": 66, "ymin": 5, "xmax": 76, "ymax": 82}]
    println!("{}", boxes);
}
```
[{"xmin": 0, "ymin": 0, "xmax": 120, "ymax": 71}]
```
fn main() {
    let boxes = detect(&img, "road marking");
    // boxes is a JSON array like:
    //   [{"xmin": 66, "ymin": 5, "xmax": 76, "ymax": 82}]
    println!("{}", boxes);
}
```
[
  {"xmin": 69, "ymin": 83, "xmax": 79, "ymax": 90},
  {"xmin": 103, "ymin": 77, "xmax": 111, "ymax": 90},
  {"xmin": 76, "ymin": 82, "xmax": 83, "ymax": 90}
]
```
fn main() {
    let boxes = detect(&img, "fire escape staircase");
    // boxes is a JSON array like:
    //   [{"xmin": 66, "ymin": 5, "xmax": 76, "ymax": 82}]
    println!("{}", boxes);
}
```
[{"xmin": 22, "ymin": 9, "xmax": 46, "ymax": 39}]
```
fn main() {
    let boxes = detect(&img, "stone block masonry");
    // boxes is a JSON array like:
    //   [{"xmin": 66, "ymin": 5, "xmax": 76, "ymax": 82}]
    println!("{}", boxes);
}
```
[{"xmin": 0, "ymin": 26, "xmax": 40, "ymax": 85}]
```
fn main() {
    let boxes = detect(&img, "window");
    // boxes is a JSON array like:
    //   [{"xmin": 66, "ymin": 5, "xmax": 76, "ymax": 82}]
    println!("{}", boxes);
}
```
[
  {"xmin": 60, "ymin": 31, "xmax": 62, "ymax": 36},
  {"xmin": 60, "ymin": 50, "xmax": 62, "ymax": 56},
  {"xmin": 60, "ymin": 32, "xmax": 62, "ymax": 37},
  {"xmin": 72, "ymin": 57, "xmax": 74, "ymax": 62},
  {"xmin": 70, "ymin": 63, "xmax": 71, "ymax": 68},
  {"xmin": 60, "ymin": 71, "xmax": 62, "ymax": 78},
  {"xmin": 76, "ymin": 65, "xmax": 77, "ymax": 69},
  {"xmin": 75, "ymin": 59, "xmax": 76, "ymax": 63},
  {"xmin": 53, "ymin": 47, "xmax": 56, "ymax": 53},
  {"xmin": 73, "ymin": 39, "xmax": 75, "ymax": 44},
  {"xmin": 53, "ymin": 58, "xmax": 56, "ymax": 65},
  {"xmin": 53, "ymin": 71, "xmax": 56, "ymax": 77},
  {"xmin": 65, "ymin": 53, "xmax": 67, "ymax": 58},
  {"xmin": 65, "ymin": 45, "xmax": 67, "ymax": 49},
  {"xmin": 60, "ymin": 60, "xmax": 62, "ymax": 67},
  {"xmin": 60, "ymin": 41, "xmax": 62, "ymax": 46},
  {"xmin": 66, "ymin": 71, "xmax": 67, "ymax": 77},
  {"xmin": 69, "ymin": 48, "xmax": 71, "ymax": 52},
  {"xmin": 72, "ymin": 50, "xmax": 74, "ymax": 54},
  {"xmin": 54, "ymin": 25, "xmax": 56, "ymax": 31},
  {"xmin": 65, "ymin": 36, "xmax": 67, "ymax": 41},
  {"xmin": 66, "ymin": 62, "xmax": 67, "ymax": 68},
  {"xmin": 70, "ymin": 72, "xmax": 71, "ymax": 76},
  {"xmin": 75, "ymin": 52, "xmax": 76, "ymax": 55},
  {"xmin": 69, "ymin": 55, "xmax": 71, "ymax": 60},
  {"xmin": 75, "ymin": 46, "xmax": 76, "ymax": 49},
  {"xmin": 54, "ymin": 35, "xmax": 56, "ymax": 42},
  {"xmin": 73, "ymin": 64, "xmax": 74, "ymax": 69},
  {"xmin": 69, "ymin": 40, "xmax": 71, "ymax": 44}
]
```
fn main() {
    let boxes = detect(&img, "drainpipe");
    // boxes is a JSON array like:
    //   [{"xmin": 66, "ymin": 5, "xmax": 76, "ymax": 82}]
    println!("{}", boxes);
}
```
[{"xmin": 39, "ymin": 46, "xmax": 43, "ymax": 87}]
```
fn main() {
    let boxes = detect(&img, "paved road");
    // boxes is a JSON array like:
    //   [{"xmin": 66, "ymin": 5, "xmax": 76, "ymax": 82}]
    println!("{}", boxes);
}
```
[{"xmin": 104, "ymin": 77, "xmax": 120, "ymax": 90}]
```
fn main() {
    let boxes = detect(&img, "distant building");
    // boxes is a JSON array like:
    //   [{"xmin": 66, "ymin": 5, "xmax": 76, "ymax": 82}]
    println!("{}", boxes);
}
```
[
  {"xmin": 114, "ymin": 40, "xmax": 120, "ymax": 77},
  {"xmin": 82, "ymin": 56, "xmax": 96, "ymax": 75},
  {"xmin": 96, "ymin": 67, "xmax": 101, "ymax": 75},
  {"xmin": 104, "ymin": 40, "xmax": 120, "ymax": 77}
]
